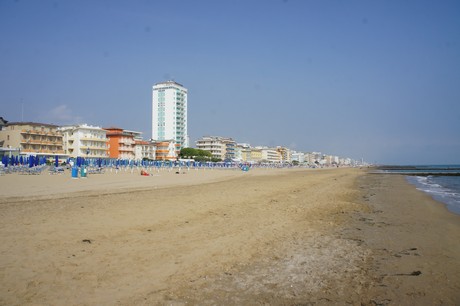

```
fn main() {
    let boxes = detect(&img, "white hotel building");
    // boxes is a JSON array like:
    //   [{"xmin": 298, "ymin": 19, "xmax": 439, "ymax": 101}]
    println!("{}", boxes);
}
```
[
  {"xmin": 152, "ymin": 81, "xmax": 189, "ymax": 150},
  {"xmin": 59, "ymin": 124, "xmax": 108, "ymax": 158}
]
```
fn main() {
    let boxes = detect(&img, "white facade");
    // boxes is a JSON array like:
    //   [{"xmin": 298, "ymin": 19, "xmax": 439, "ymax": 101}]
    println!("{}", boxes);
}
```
[
  {"xmin": 291, "ymin": 151, "xmax": 305, "ymax": 163},
  {"xmin": 152, "ymin": 81, "xmax": 188, "ymax": 150},
  {"xmin": 155, "ymin": 140, "xmax": 179, "ymax": 160},
  {"xmin": 196, "ymin": 136, "xmax": 236, "ymax": 161},
  {"xmin": 258, "ymin": 147, "xmax": 281, "ymax": 163},
  {"xmin": 59, "ymin": 124, "xmax": 108, "ymax": 158},
  {"xmin": 135, "ymin": 140, "xmax": 156, "ymax": 161}
]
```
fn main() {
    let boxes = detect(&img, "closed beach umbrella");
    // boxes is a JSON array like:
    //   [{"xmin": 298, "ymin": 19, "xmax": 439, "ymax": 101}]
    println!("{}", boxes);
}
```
[
  {"xmin": 55, "ymin": 155, "xmax": 59, "ymax": 167},
  {"xmin": 29, "ymin": 156, "xmax": 34, "ymax": 168},
  {"xmin": 19, "ymin": 156, "xmax": 23, "ymax": 165}
]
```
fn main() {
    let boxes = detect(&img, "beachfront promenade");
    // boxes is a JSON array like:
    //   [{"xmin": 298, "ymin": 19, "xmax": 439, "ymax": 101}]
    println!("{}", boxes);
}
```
[{"xmin": 0, "ymin": 167, "xmax": 459, "ymax": 305}]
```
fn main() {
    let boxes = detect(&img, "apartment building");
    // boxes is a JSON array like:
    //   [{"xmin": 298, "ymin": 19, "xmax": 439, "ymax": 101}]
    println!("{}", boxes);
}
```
[
  {"xmin": 104, "ymin": 127, "xmax": 142, "ymax": 160},
  {"xmin": 154, "ymin": 140, "xmax": 179, "ymax": 161},
  {"xmin": 276, "ymin": 146, "xmax": 291, "ymax": 163},
  {"xmin": 196, "ymin": 136, "xmax": 237, "ymax": 161},
  {"xmin": 291, "ymin": 151, "xmax": 305, "ymax": 163},
  {"xmin": 135, "ymin": 140, "xmax": 156, "ymax": 160},
  {"xmin": 249, "ymin": 147, "xmax": 262, "ymax": 162},
  {"xmin": 0, "ymin": 122, "xmax": 64, "ymax": 156},
  {"xmin": 152, "ymin": 81, "xmax": 188, "ymax": 150},
  {"xmin": 260, "ymin": 147, "xmax": 282, "ymax": 163},
  {"xmin": 59, "ymin": 124, "xmax": 108, "ymax": 158},
  {"xmin": 235, "ymin": 143, "xmax": 251, "ymax": 162}
]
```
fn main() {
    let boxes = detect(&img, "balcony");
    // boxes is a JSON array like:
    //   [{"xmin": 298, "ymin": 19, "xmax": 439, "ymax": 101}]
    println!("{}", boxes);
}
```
[
  {"xmin": 80, "ymin": 145, "xmax": 108, "ymax": 151},
  {"xmin": 118, "ymin": 139, "xmax": 134, "ymax": 145},
  {"xmin": 119, "ymin": 147, "xmax": 134, "ymax": 152},
  {"xmin": 21, "ymin": 149, "xmax": 65, "ymax": 154},
  {"xmin": 81, "ymin": 137, "xmax": 108, "ymax": 142}
]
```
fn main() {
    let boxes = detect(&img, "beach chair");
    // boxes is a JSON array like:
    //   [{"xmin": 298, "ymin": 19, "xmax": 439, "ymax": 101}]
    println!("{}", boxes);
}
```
[{"xmin": 49, "ymin": 166, "xmax": 64, "ymax": 175}]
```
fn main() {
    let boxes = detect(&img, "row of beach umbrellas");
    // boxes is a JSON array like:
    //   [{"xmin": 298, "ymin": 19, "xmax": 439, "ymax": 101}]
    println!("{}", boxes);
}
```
[
  {"xmin": 2, "ymin": 155, "xmax": 296, "ymax": 170},
  {"xmin": 1, "ymin": 155, "xmax": 48, "ymax": 168},
  {"xmin": 68, "ymin": 158, "xmax": 247, "ymax": 169}
]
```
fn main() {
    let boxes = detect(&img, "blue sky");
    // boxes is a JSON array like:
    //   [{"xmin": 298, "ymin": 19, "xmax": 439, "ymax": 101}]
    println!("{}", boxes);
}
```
[{"xmin": 1, "ymin": 0, "xmax": 459, "ymax": 164}]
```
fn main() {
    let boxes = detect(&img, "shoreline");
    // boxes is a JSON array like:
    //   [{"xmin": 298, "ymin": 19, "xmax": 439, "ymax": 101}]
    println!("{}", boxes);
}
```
[
  {"xmin": 0, "ymin": 168, "xmax": 459, "ymax": 305},
  {"xmin": 352, "ymin": 172, "xmax": 460, "ymax": 305}
]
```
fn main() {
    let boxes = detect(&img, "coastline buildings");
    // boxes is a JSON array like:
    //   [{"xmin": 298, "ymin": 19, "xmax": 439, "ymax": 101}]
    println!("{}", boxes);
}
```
[
  {"xmin": 135, "ymin": 139, "xmax": 156, "ymax": 161},
  {"xmin": 104, "ymin": 127, "xmax": 142, "ymax": 160},
  {"xmin": 0, "ymin": 122, "xmax": 64, "ymax": 156},
  {"xmin": 59, "ymin": 124, "xmax": 108, "ymax": 158},
  {"xmin": 291, "ymin": 151, "xmax": 305, "ymax": 163},
  {"xmin": 276, "ymin": 146, "xmax": 291, "ymax": 163},
  {"xmin": 152, "ymin": 81, "xmax": 189, "ymax": 150},
  {"xmin": 154, "ymin": 140, "xmax": 179, "ymax": 161},
  {"xmin": 196, "ymin": 136, "xmax": 236, "ymax": 161}
]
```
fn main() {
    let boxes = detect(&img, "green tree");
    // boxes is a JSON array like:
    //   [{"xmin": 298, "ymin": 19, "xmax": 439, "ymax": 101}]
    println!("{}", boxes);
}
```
[
  {"xmin": 196, "ymin": 149, "xmax": 212, "ymax": 157},
  {"xmin": 180, "ymin": 147, "xmax": 197, "ymax": 158}
]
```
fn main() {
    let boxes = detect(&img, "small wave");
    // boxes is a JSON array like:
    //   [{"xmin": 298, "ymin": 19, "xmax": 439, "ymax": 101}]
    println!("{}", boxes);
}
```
[{"xmin": 408, "ymin": 175, "xmax": 460, "ymax": 215}]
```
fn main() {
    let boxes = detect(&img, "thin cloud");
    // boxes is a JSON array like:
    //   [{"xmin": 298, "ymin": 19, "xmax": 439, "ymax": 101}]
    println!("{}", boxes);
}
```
[{"xmin": 40, "ymin": 104, "xmax": 83, "ymax": 125}]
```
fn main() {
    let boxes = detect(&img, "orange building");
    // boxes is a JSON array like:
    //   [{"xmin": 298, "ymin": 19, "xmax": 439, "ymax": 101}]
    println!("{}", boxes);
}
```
[
  {"xmin": 104, "ymin": 127, "xmax": 137, "ymax": 159},
  {"xmin": 154, "ymin": 140, "xmax": 180, "ymax": 161}
]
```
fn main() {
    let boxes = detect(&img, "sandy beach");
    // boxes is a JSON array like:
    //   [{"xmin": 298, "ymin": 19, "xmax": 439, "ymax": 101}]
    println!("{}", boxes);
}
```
[{"xmin": 0, "ymin": 168, "xmax": 459, "ymax": 305}]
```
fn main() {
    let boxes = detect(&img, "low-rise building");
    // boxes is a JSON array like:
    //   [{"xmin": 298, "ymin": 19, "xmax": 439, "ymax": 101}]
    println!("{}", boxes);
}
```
[
  {"xmin": 260, "ymin": 147, "xmax": 281, "ymax": 163},
  {"xmin": 249, "ymin": 147, "xmax": 262, "ymax": 162},
  {"xmin": 196, "ymin": 136, "xmax": 236, "ymax": 161},
  {"xmin": 104, "ymin": 127, "xmax": 142, "ymax": 160},
  {"xmin": 277, "ymin": 146, "xmax": 291, "ymax": 163},
  {"xmin": 291, "ymin": 151, "xmax": 305, "ymax": 163},
  {"xmin": 135, "ymin": 140, "xmax": 156, "ymax": 160},
  {"xmin": 0, "ymin": 122, "xmax": 64, "ymax": 156},
  {"xmin": 59, "ymin": 124, "xmax": 108, "ymax": 158},
  {"xmin": 154, "ymin": 139, "xmax": 179, "ymax": 160},
  {"xmin": 236, "ymin": 143, "xmax": 251, "ymax": 162}
]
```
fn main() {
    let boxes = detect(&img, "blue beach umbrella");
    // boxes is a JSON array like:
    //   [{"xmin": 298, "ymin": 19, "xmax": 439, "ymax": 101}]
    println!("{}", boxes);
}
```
[
  {"xmin": 55, "ymin": 155, "xmax": 59, "ymax": 167},
  {"xmin": 19, "ymin": 156, "xmax": 24, "ymax": 165},
  {"xmin": 29, "ymin": 156, "xmax": 34, "ymax": 168}
]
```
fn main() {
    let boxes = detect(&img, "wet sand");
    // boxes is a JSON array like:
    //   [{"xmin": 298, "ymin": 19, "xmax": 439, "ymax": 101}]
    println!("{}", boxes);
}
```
[{"xmin": 0, "ymin": 168, "xmax": 459, "ymax": 305}]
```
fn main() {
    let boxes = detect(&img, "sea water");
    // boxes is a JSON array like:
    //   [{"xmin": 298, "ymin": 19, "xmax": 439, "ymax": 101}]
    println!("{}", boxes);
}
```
[{"xmin": 404, "ymin": 165, "xmax": 460, "ymax": 215}]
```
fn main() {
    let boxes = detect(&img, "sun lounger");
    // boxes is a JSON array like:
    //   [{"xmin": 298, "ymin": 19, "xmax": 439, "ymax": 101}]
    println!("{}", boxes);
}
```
[
  {"xmin": 49, "ymin": 166, "xmax": 65, "ymax": 175},
  {"xmin": 87, "ymin": 167, "xmax": 105, "ymax": 174}
]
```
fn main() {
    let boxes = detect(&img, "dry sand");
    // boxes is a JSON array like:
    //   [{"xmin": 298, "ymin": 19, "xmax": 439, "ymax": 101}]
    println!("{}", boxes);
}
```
[{"xmin": 0, "ymin": 168, "xmax": 459, "ymax": 305}]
